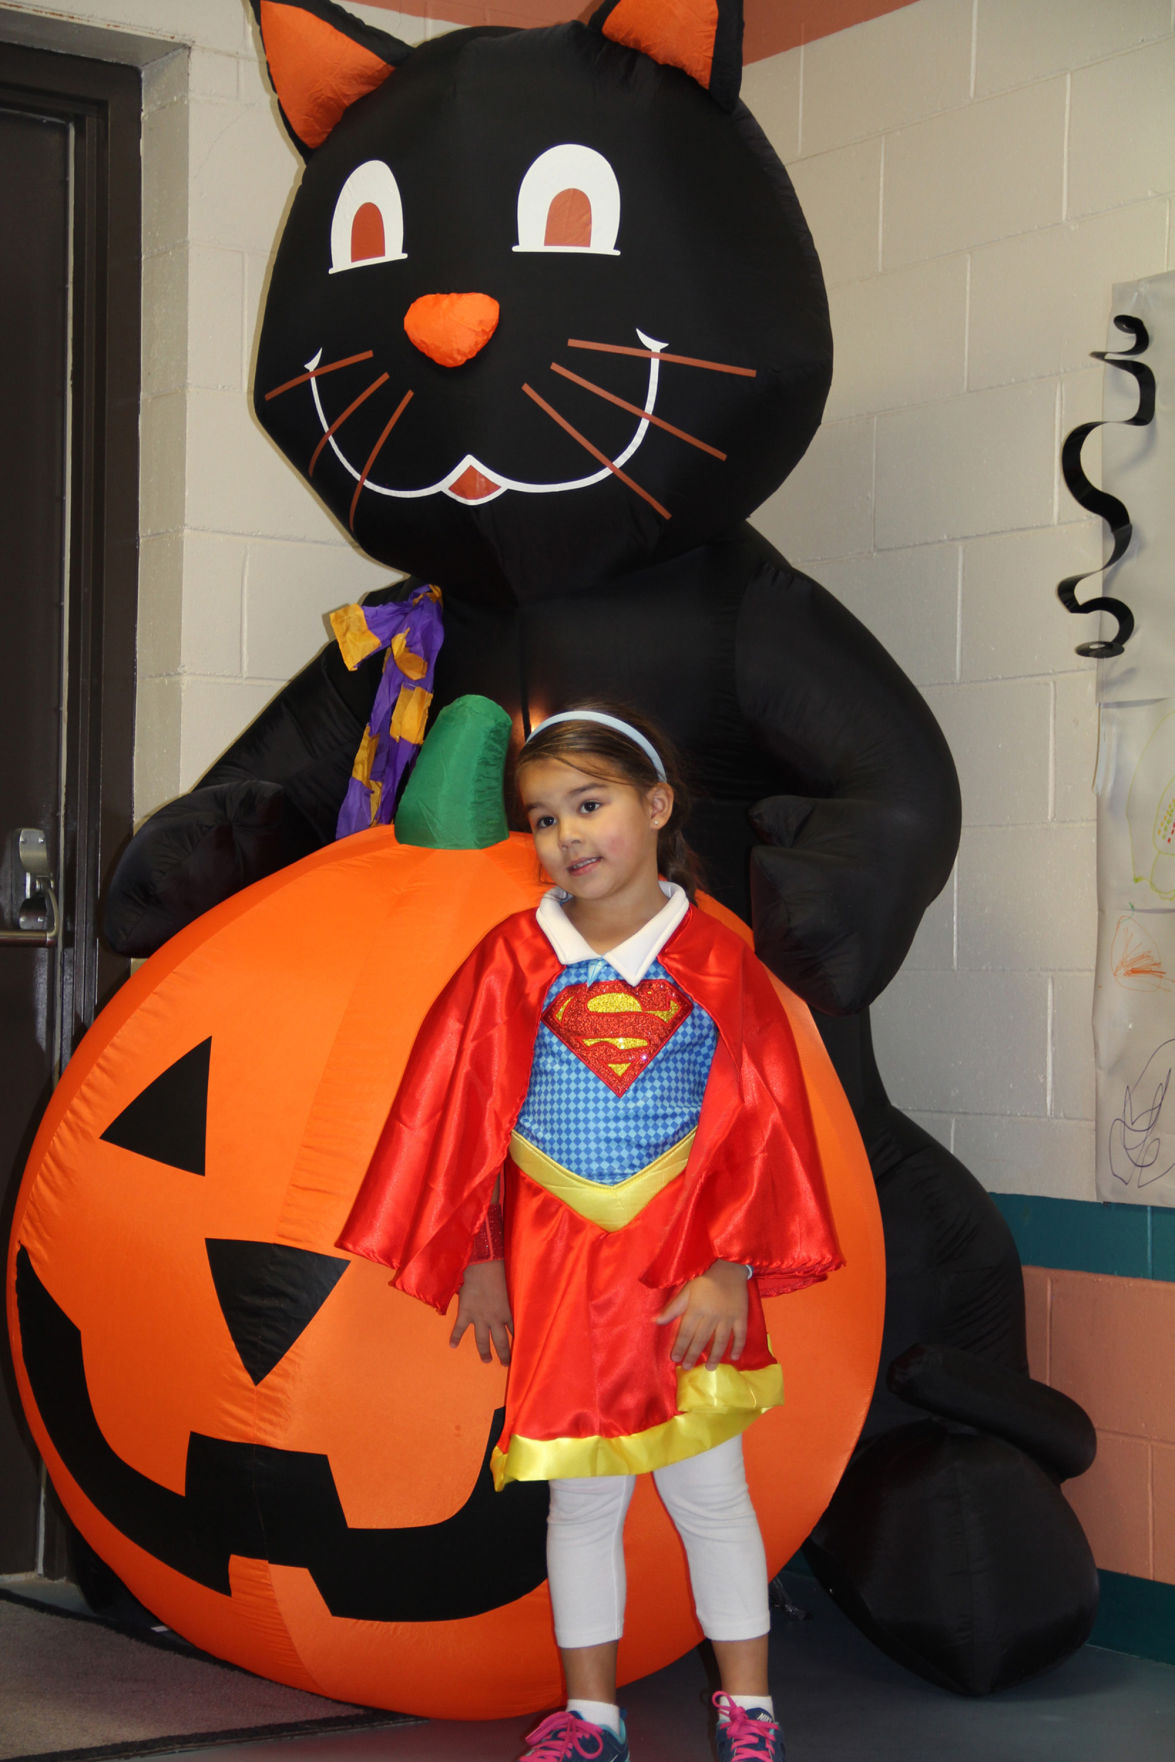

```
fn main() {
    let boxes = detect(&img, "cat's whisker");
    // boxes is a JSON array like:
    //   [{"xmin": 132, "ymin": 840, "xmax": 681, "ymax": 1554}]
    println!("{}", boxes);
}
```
[
  {"xmin": 349, "ymin": 390, "xmax": 414, "ymax": 531},
  {"xmin": 550, "ymin": 361, "xmax": 726, "ymax": 460},
  {"xmin": 568, "ymin": 339, "xmax": 756, "ymax": 379},
  {"xmin": 522, "ymin": 383, "xmax": 671, "ymax": 520},
  {"xmin": 264, "ymin": 350, "xmax": 375, "ymax": 401},
  {"xmin": 308, "ymin": 372, "xmax": 390, "ymax": 477}
]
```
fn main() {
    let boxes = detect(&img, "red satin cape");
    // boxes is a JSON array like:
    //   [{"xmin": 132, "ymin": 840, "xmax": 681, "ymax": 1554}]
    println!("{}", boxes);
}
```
[
  {"xmin": 339, "ymin": 904, "xmax": 844, "ymax": 1312},
  {"xmin": 340, "ymin": 903, "xmax": 844, "ymax": 1481}
]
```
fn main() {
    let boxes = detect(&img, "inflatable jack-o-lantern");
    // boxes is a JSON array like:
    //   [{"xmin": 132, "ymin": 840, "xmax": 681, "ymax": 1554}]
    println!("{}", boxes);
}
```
[{"xmin": 8, "ymin": 701, "xmax": 883, "ymax": 1717}]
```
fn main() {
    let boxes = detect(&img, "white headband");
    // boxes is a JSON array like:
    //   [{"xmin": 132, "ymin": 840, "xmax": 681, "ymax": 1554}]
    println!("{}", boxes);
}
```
[{"xmin": 524, "ymin": 710, "xmax": 668, "ymax": 781}]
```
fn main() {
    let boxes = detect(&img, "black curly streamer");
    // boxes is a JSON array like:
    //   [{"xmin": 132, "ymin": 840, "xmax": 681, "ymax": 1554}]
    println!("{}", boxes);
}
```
[{"xmin": 1057, "ymin": 314, "xmax": 1155, "ymax": 658}]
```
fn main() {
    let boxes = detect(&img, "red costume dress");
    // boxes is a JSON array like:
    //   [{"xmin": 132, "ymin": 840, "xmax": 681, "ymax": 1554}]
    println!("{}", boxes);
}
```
[{"xmin": 339, "ymin": 900, "xmax": 843, "ymax": 1488}]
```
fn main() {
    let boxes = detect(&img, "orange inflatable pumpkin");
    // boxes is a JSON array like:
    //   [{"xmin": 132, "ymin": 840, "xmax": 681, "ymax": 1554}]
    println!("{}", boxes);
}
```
[{"xmin": 7, "ymin": 707, "xmax": 883, "ymax": 1719}]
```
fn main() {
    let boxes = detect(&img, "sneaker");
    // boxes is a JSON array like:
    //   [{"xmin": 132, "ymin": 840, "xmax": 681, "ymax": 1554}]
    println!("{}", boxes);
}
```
[
  {"xmin": 713, "ymin": 1693, "xmax": 785, "ymax": 1762},
  {"xmin": 520, "ymin": 1709, "xmax": 630, "ymax": 1762}
]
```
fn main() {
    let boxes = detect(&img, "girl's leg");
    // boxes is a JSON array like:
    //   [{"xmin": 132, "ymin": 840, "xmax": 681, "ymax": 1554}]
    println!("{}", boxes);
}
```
[
  {"xmin": 709, "ymin": 1633, "xmax": 770, "ymax": 1696},
  {"xmin": 561, "ymin": 1641, "xmax": 620, "ymax": 1706},
  {"xmin": 648, "ymin": 1440, "xmax": 784, "ymax": 1758},
  {"xmin": 546, "ymin": 1474, "xmax": 636, "ymax": 1715},
  {"xmin": 654, "ymin": 1439, "xmax": 784, "ymax": 1755},
  {"xmin": 653, "ymin": 1435, "xmax": 770, "ymax": 1667}
]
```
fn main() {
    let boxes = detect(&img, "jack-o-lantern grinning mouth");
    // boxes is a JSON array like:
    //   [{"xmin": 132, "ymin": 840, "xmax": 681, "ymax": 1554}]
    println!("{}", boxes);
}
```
[{"xmin": 15, "ymin": 1246, "xmax": 549, "ymax": 1620}]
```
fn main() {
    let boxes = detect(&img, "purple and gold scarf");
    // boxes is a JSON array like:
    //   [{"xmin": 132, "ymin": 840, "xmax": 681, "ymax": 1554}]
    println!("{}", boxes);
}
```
[{"xmin": 330, "ymin": 584, "xmax": 443, "ymax": 838}]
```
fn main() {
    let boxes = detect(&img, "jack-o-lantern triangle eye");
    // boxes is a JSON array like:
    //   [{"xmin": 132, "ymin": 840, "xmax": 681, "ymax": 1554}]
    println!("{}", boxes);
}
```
[
  {"xmin": 100, "ymin": 1039, "xmax": 210, "ymax": 1176},
  {"xmin": 206, "ymin": 1240, "xmax": 348, "ymax": 1385}
]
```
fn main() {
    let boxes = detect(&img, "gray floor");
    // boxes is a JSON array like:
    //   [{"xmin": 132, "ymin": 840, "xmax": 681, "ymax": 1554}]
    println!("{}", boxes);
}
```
[{"xmin": 121, "ymin": 1574, "xmax": 1175, "ymax": 1762}]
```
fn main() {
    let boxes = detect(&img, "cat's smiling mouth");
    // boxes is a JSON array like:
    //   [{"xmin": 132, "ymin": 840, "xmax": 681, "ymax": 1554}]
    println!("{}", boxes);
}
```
[
  {"xmin": 304, "ymin": 327, "xmax": 668, "ymax": 513},
  {"xmin": 265, "ymin": 330, "xmax": 750, "ymax": 532}
]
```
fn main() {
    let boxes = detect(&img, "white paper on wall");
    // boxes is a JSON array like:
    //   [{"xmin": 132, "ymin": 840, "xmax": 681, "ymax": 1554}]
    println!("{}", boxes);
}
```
[{"xmin": 1091, "ymin": 271, "xmax": 1175, "ymax": 1205}]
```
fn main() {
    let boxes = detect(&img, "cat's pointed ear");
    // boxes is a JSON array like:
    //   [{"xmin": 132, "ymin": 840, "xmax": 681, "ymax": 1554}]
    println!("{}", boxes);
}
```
[
  {"xmin": 250, "ymin": 0, "xmax": 411, "ymax": 157},
  {"xmin": 588, "ymin": 0, "xmax": 744, "ymax": 111}
]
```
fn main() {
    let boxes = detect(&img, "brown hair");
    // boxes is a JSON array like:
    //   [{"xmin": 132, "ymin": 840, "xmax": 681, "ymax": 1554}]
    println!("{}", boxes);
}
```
[{"xmin": 516, "ymin": 700, "xmax": 702, "ymax": 900}]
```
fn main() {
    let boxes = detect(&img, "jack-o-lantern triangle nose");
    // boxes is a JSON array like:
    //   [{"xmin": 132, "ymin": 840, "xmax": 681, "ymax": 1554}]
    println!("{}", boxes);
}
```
[
  {"xmin": 206, "ymin": 1239, "xmax": 348, "ymax": 1384},
  {"xmin": 404, "ymin": 292, "xmax": 499, "ymax": 367}
]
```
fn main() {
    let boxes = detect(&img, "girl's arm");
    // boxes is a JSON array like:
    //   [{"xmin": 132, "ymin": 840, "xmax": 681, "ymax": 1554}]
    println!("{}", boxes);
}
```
[
  {"xmin": 449, "ymin": 1182, "xmax": 513, "ymax": 1365},
  {"xmin": 655, "ymin": 1260, "xmax": 749, "ymax": 1371},
  {"xmin": 450, "ymin": 1260, "xmax": 513, "ymax": 1365},
  {"xmin": 338, "ymin": 918, "xmax": 550, "ymax": 1312}
]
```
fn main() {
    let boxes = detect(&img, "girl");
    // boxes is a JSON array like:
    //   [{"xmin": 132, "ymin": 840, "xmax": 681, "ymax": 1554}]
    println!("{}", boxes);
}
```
[{"xmin": 339, "ymin": 705, "xmax": 843, "ymax": 1762}]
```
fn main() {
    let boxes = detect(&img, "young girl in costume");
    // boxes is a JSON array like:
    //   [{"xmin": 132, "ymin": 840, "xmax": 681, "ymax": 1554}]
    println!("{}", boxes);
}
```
[{"xmin": 339, "ymin": 706, "xmax": 843, "ymax": 1762}]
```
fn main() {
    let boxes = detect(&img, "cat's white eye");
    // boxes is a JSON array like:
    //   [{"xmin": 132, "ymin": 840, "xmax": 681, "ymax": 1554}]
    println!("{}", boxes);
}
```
[
  {"xmin": 329, "ymin": 160, "xmax": 407, "ymax": 273},
  {"xmin": 514, "ymin": 144, "xmax": 621, "ymax": 256}
]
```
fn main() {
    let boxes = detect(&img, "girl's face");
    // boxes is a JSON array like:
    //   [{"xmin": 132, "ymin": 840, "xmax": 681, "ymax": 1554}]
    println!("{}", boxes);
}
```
[{"xmin": 519, "ymin": 757, "xmax": 672, "ymax": 911}]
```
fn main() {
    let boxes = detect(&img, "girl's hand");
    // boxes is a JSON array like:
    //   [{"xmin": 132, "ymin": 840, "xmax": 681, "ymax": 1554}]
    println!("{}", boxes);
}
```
[
  {"xmin": 450, "ymin": 1259, "xmax": 513, "ymax": 1365},
  {"xmin": 655, "ymin": 1259, "xmax": 749, "ymax": 1371}
]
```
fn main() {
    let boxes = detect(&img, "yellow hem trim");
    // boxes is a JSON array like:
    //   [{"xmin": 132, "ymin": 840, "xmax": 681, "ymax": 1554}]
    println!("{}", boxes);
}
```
[
  {"xmin": 508, "ymin": 1130, "xmax": 694, "ymax": 1230},
  {"xmin": 491, "ymin": 1361, "xmax": 784, "ymax": 1486}
]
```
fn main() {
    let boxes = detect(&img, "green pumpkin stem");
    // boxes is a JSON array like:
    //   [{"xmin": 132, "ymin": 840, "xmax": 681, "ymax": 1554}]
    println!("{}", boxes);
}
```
[{"xmin": 394, "ymin": 695, "xmax": 512, "ymax": 849}]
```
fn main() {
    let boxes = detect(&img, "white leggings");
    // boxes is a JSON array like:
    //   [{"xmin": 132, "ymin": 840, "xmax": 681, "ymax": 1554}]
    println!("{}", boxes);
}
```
[{"xmin": 545, "ymin": 1435, "xmax": 770, "ymax": 1649}]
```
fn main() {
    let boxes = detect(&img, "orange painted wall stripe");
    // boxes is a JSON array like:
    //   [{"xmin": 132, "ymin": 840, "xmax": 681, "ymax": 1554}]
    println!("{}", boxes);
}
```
[
  {"xmin": 361, "ymin": 0, "xmax": 920, "ymax": 63},
  {"xmin": 1023, "ymin": 1266, "xmax": 1175, "ymax": 1587},
  {"xmin": 744, "ymin": 0, "xmax": 918, "ymax": 59}
]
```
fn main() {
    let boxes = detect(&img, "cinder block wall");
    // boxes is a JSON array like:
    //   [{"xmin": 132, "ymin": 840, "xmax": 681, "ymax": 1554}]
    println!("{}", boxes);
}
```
[
  {"xmin": 1, "ymin": 0, "xmax": 431, "ymax": 816},
  {"xmin": 742, "ymin": 0, "xmax": 1175, "ymax": 1608},
  {"xmin": 136, "ymin": 2, "xmax": 438, "ymax": 813},
  {"xmin": 1024, "ymin": 1265, "xmax": 1175, "ymax": 1585},
  {"xmin": 748, "ymin": 0, "xmax": 1175, "ymax": 1203}
]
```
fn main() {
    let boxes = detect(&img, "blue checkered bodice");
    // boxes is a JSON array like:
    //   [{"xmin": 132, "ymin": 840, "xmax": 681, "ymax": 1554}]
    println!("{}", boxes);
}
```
[{"xmin": 513, "ymin": 958, "xmax": 717, "ymax": 1183}]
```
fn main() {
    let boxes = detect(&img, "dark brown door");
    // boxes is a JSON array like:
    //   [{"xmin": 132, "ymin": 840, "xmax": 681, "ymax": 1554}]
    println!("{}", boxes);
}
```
[{"xmin": 0, "ymin": 41, "xmax": 140, "ymax": 1577}]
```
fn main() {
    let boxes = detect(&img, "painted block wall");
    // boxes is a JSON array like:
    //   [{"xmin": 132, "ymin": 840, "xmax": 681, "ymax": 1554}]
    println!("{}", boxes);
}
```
[
  {"xmin": 0, "ymin": 0, "xmax": 444, "ymax": 820},
  {"xmin": 744, "ymin": 0, "xmax": 1175, "ymax": 1205},
  {"xmin": 741, "ymin": 0, "xmax": 1175, "ymax": 1629},
  {"xmin": 1024, "ymin": 1265, "xmax": 1175, "ymax": 1587}
]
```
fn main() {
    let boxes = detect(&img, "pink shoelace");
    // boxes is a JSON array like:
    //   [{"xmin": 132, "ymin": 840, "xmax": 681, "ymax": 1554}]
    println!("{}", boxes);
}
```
[
  {"xmin": 523, "ymin": 1711, "xmax": 616, "ymax": 1761},
  {"xmin": 713, "ymin": 1692, "xmax": 782, "ymax": 1760}
]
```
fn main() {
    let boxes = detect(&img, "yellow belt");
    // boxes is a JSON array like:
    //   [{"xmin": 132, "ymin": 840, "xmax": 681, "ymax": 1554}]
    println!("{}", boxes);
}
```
[{"xmin": 508, "ymin": 1129, "xmax": 695, "ymax": 1230}]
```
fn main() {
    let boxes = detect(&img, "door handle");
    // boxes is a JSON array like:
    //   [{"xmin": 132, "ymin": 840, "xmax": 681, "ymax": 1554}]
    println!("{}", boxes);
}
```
[{"xmin": 1, "ymin": 828, "xmax": 60, "ymax": 947}]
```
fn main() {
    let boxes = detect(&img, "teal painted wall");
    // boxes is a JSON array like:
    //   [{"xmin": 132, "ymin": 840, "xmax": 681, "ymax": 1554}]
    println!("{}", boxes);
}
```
[{"xmin": 991, "ymin": 1194, "xmax": 1175, "ymax": 1284}]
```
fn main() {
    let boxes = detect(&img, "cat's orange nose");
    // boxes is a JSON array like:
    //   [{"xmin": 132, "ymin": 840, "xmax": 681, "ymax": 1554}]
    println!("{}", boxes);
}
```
[{"xmin": 404, "ymin": 292, "xmax": 500, "ymax": 367}]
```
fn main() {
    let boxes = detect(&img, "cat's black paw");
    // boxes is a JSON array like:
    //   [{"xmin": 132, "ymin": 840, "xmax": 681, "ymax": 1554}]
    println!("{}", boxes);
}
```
[
  {"xmin": 103, "ymin": 780, "xmax": 320, "ymax": 957},
  {"xmin": 748, "ymin": 794, "xmax": 928, "ymax": 1015}
]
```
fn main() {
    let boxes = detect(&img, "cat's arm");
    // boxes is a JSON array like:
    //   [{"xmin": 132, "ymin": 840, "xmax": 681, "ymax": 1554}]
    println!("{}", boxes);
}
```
[
  {"xmin": 102, "ymin": 601, "xmax": 397, "ymax": 957},
  {"xmin": 735, "ymin": 557, "xmax": 961, "ymax": 1016}
]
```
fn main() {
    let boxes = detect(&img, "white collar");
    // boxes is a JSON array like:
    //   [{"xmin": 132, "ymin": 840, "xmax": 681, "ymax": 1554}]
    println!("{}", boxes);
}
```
[{"xmin": 535, "ymin": 882, "xmax": 689, "ymax": 984}]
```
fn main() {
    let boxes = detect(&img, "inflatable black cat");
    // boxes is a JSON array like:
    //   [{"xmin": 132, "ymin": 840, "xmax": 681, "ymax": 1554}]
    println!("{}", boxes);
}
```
[{"xmin": 105, "ymin": 0, "xmax": 1097, "ymax": 1694}]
